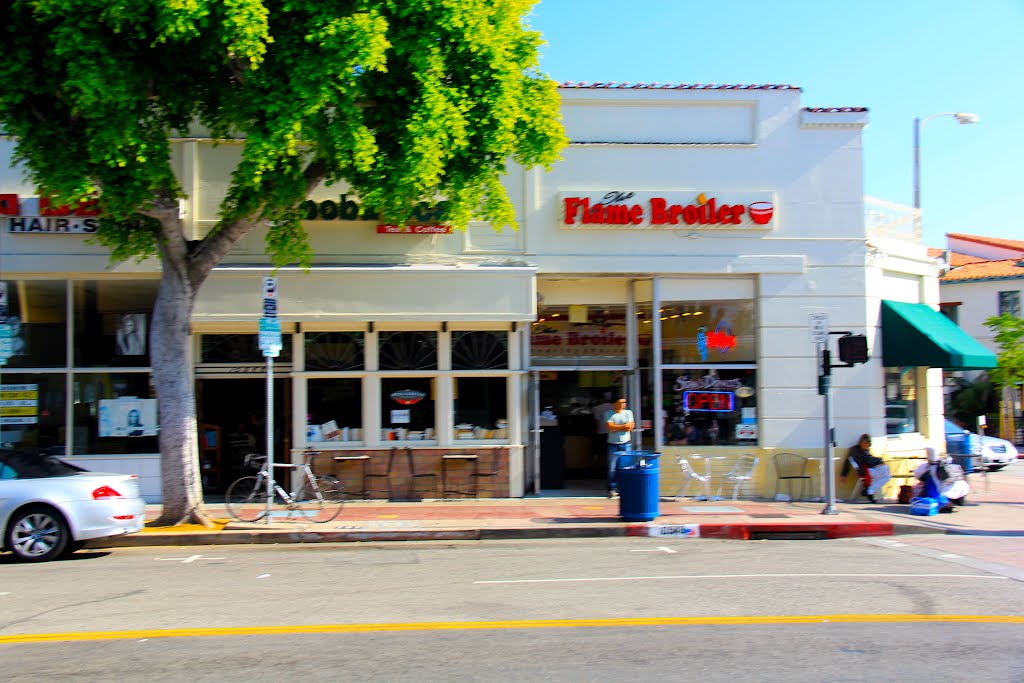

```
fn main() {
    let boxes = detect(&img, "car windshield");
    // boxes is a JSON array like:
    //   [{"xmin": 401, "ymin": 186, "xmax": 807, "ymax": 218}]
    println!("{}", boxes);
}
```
[{"xmin": 0, "ymin": 450, "xmax": 86, "ymax": 478}]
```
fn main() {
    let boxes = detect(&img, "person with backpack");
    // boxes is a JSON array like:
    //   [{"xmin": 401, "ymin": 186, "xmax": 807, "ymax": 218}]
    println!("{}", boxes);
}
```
[{"xmin": 913, "ymin": 447, "xmax": 970, "ymax": 513}]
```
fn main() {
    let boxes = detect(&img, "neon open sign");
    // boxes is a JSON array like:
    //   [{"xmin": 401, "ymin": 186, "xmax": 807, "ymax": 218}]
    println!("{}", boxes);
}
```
[{"xmin": 682, "ymin": 391, "xmax": 735, "ymax": 412}]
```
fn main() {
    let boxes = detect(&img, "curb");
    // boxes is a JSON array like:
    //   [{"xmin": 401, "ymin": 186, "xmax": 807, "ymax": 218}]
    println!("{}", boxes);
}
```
[{"xmin": 88, "ymin": 519, "xmax": 946, "ymax": 548}]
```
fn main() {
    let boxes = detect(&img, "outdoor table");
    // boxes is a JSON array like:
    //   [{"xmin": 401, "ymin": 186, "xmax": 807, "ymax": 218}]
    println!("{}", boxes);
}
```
[{"xmin": 684, "ymin": 454, "xmax": 730, "ymax": 501}]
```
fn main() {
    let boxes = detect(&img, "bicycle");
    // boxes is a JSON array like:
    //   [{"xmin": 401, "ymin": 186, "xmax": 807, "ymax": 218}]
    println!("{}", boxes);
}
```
[{"xmin": 224, "ymin": 451, "xmax": 346, "ymax": 523}]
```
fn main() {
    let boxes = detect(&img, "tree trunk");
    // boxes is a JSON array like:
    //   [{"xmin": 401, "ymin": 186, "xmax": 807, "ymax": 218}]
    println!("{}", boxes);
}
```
[{"xmin": 149, "ymin": 245, "xmax": 212, "ymax": 527}]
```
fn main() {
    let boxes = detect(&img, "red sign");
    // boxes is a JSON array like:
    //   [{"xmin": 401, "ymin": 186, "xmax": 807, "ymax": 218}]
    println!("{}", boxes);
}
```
[
  {"xmin": 682, "ymin": 391, "xmax": 735, "ymax": 412},
  {"xmin": 0, "ymin": 193, "xmax": 99, "ymax": 216},
  {"xmin": 377, "ymin": 225, "xmax": 452, "ymax": 234},
  {"xmin": 561, "ymin": 191, "xmax": 774, "ymax": 228},
  {"xmin": 706, "ymin": 329, "xmax": 737, "ymax": 352},
  {"xmin": 390, "ymin": 389, "xmax": 426, "ymax": 405}
]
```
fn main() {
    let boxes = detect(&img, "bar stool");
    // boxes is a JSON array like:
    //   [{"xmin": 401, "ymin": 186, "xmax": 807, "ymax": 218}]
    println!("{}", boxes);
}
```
[
  {"xmin": 365, "ymin": 447, "xmax": 400, "ymax": 500},
  {"xmin": 333, "ymin": 453, "xmax": 371, "ymax": 498},
  {"xmin": 469, "ymin": 448, "xmax": 504, "ymax": 498},
  {"xmin": 442, "ymin": 452, "xmax": 479, "ymax": 498}
]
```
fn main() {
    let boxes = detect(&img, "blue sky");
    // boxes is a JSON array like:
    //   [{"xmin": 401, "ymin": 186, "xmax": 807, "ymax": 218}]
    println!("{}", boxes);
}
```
[{"xmin": 528, "ymin": 0, "xmax": 1024, "ymax": 248}]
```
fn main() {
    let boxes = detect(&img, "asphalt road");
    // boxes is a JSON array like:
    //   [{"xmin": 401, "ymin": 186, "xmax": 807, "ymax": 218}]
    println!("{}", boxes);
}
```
[{"xmin": 1, "ymin": 536, "xmax": 1022, "ymax": 681}]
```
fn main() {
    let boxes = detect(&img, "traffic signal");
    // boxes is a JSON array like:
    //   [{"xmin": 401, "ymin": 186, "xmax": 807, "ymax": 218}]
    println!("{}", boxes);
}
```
[{"xmin": 837, "ymin": 334, "xmax": 869, "ymax": 364}]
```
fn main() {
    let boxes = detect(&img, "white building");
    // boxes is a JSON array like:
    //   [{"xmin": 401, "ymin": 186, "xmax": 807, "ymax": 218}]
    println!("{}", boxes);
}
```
[{"xmin": 0, "ymin": 82, "xmax": 996, "ymax": 502}]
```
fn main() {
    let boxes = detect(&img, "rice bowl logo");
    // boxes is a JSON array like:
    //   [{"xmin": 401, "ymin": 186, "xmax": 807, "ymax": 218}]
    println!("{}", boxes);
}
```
[{"xmin": 747, "ymin": 202, "xmax": 773, "ymax": 225}]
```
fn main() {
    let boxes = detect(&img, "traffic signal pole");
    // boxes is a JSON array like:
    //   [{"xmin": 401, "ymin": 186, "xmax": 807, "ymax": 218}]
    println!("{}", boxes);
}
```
[
  {"xmin": 819, "ymin": 343, "xmax": 838, "ymax": 515},
  {"xmin": 817, "ymin": 330, "xmax": 868, "ymax": 516}
]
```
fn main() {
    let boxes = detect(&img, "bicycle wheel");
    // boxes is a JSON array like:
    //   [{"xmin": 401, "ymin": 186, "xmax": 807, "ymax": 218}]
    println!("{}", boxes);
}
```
[
  {"xmin": 296, "ymin": 475, "xmax": 346, "ymax": 523},
  {"xmin": 225, "ymin": 476, "xmax": 269, "ymax": 522}
]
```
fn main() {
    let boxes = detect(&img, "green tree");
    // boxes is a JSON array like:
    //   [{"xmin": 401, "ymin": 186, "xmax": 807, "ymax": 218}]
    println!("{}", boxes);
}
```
[
  {"xmin": 0, "ymin": 0, "xmax": 566, "ymax": 525},
  {"xmin": 984, "ymin": 313, "xmax": 1024, "ymax": 389}
]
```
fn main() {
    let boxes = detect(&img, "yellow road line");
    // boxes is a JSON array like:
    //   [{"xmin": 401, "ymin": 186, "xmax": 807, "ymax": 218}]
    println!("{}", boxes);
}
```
[{"xmin": 1, "ymin": 614, "xmax": 1021, "ymax": 644}]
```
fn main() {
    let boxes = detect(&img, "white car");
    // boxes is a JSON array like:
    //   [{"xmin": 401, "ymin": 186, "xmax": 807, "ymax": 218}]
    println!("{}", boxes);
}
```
[
  {"xmin": 979, "ymin": 435, "xmax": 1019, "ymax": 470},
  {"xmin": 0, "ymin": 449, "xmax": 145, "ymax": 562},
  {"xmin": 943, "ymin": 419, "xmax": 1019, "ymax": 471}
]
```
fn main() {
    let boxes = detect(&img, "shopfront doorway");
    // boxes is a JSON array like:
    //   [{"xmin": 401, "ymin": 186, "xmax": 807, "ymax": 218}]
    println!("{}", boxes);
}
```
[
  {"xmin": 196, "ymin": 378, "xmax": 292, "ymax": 492},
  {"xmin": 537, "ymin": 370, "xmax": 628, "ymax": 496}
]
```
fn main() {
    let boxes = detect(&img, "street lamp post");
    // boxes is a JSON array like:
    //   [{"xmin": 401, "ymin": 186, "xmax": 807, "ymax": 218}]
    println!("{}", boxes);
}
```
[{"xmin": 912, "ymin": 112, "xmax": 979, "ymax": 236}]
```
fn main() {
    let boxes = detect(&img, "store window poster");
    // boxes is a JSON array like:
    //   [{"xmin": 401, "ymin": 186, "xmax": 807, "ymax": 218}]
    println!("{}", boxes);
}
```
[
  {"xmin": 115, "ymin": 313, "xmax": 147, "ymax": 356},
  {"xmin": 99, "ymin": 398, "xmax": 158, "ymax": 437}
]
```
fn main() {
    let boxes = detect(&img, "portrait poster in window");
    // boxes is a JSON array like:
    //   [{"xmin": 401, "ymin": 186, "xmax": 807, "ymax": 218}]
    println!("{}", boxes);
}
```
[
  {"xmin": 99, "ymin": 398, "xmax": 158, "ymax": 437},
  {"xmin": 115, "ymin": 313, "xmax": 147, "ymax": 356}
]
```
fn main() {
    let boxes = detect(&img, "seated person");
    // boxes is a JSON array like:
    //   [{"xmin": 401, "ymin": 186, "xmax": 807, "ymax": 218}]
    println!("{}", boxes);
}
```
[
  {"xmin": 914, "ymin": 447, "xmax": 969, "ymax": 513},
  {"xmin": 841, "ymin": 434, "xmax": 891, "ymax": 503}
]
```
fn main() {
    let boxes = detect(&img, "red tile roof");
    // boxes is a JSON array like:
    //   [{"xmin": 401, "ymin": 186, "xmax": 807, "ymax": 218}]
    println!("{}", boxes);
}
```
[
  {"xmin": 947, "ymin": 233, "xmax": 1024, "ymax": 253},
  {"xmin": 927, "ymin": 248, "xmax": 989, "ymax": 267},
  {"xmin": 941, "ymin": 258, "xmax": 1024, "ymax": 282}
]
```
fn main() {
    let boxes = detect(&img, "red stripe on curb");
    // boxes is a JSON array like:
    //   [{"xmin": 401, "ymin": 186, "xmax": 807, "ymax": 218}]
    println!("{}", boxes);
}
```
[{"xmin": 632, "ymin": 522, "xmax": 895, "ymax": 540}]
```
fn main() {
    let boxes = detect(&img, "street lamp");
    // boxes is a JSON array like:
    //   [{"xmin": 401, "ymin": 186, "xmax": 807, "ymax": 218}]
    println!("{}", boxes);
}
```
[{"xmin": 913, "ymin": 112, "xmax": 979, "ymax": 233}]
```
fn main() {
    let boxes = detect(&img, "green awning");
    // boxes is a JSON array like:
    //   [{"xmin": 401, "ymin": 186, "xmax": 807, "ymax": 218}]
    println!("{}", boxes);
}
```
[{"xmin": 881, "ymin": 300, "xmax": 998, "ymax": 370}]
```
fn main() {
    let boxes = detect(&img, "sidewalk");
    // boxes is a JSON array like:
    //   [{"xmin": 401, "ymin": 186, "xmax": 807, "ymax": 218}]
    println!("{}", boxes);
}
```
[{"xmin": 95, "ymin": 469, "xmax": 1022, "ymax": 548}]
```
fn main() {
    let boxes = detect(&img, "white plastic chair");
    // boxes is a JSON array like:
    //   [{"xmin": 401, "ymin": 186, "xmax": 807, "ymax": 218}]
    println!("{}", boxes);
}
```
[
  {"xmin": 846, "ymin": 456, "xmax": 868, "ymax": 501},
  {"xmin": 716, "ymin": 454, "xmax": 759, "ymax": 500},
  {"xmin": 674, "ymin": 455, "xmax": 711, "ymax": 500}
]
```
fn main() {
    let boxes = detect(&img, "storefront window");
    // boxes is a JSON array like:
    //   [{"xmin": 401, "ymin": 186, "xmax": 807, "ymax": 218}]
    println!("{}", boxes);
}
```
[
  {"xmin": 656, "ymin": 299, "xmax": 755, "ymax": 365},
  {"xmin": 306, "ymin": 378, "xmax": 363, "ymax": 442},
  {"xmin": 454, "ymin": 377, "xmax": 508, "ymax": 440},
  {"xmin": 74, "ymin": 280, "xmax": 158, "ymax": 367},
  {"xmin": 200, "ymin": 334, "xmax": 293, "ymax": 363},
  {"xmin": 0, "ymin": 374, "xmax": 66, "ymax": 453},
  {"xmin": 531, "ymin": 304, "xmax": 629, "ymax": 367},
  {"xmin": 378, "ymin": 332, "xmax": 437, "ymax": 370},
  {"xmin": 72, "ymin": 373, "xmax": 158, "ymax": 454},
  {"xmin": 661, "ymin": 368, "xmax": 758, "ymax": 447},
  {"xmin": 1, "ymin": 279, "xmax": 67, "ymax": 368},
  {"xmin": 885, "ymin": 367, "xmax": 917, "ymax": 434},
  {"xmin": 381, "ymin": 377, "xmax": 435, "ymax": 440},
  {"xmin": 305, "ymin": 332, "xmax": 364, "ymax": 371},
  {"xmin": 452, "ymin": 331, "xmax": 508, "ymax": 370}
]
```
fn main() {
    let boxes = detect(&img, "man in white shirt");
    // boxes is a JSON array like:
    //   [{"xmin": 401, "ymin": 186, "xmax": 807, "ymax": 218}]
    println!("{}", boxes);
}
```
[{"xmin": 606, "ymin": 397, "xmax": 634, "ymax": 498}]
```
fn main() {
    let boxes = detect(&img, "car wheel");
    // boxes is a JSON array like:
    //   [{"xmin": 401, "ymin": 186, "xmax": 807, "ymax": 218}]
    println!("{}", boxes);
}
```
[
  {"xmin": 987, "ymin": 464, "xmax": 1007, "ymax": 472},
  {"xmin": 5, "ymin": 506, "xmax": 70, "ymax": 562}
]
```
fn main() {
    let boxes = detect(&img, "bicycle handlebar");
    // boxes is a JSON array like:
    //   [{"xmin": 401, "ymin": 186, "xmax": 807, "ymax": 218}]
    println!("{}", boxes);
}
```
[{"xmin": 243, "ymin": 453, "xmax": 312, "ymax": 469}]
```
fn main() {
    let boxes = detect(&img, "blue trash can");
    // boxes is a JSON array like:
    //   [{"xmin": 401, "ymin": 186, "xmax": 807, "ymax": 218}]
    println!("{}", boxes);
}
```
[
  {"xmin": 616, "ymin": 451, "xmax": 661, "ymax": 522},
  {"xmin": 947, "ymin": 432, "xmax": 979, "ymax": 474}
]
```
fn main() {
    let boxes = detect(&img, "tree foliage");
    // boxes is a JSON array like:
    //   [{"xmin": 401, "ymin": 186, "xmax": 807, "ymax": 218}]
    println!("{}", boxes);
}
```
[
  {"xmin": 984, "ymin": 313, "xmax": 1024, "ymax": 389},
  {"xmin": 0, "ymin": 0, "xmax": 565, "ymax": 260}
]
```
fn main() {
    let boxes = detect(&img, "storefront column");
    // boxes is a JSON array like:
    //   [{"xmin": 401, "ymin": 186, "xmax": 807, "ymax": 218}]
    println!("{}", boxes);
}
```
[
  {"xmin": 290, "ymin": 329, "xmax": 306, "ymax": 462},
  {"xmin": 364, "ymin": 375, "xmax": 381, "ymax": 448},
  {"xmin": 436, "ymin": 375, "xmax": 454, "ymax": 447},
  {"xmin": 652, "ymin": 277, "xmax": 664, "ymax": 450},
  {"xmin": 507, "ymin": 371, "xmax": 524, "ymax": 496}
]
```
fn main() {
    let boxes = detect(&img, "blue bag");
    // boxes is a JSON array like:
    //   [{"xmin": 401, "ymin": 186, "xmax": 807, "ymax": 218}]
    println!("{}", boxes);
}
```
[{"xmin": 910, "ymin": 497, "xmax": 939, "ymax": 516}]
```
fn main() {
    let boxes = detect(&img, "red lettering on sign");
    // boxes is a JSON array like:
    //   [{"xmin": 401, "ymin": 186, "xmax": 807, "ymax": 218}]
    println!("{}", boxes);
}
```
[{"xmin": 0, "ymin": 194, "xmax": 18, "ymax": 216}]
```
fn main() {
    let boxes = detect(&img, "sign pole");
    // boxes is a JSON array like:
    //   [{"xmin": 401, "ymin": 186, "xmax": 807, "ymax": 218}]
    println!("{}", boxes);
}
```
[
  {"xmin": 258, "ymin": 276, "xmax": 281, "ymax": 524},
  {"xmin": 819, "ymin": 343, "xmax": 838, "ymax": 515},
  {"xmin": 265, "ymin": 353, "xmax": 274, "ymax": 524}
]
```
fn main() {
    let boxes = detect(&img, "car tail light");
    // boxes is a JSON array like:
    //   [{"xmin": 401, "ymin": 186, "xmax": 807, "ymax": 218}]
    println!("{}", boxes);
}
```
[
  {"xmin": 112, "ymin": 515, "xmax": 135, "ymax": 520},
  {"xmin": 92, "ymin": 485, "xmax": 123, "ymax": 500}
]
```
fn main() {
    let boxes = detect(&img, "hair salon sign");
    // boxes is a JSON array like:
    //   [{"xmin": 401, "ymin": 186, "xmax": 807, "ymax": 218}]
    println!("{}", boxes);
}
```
[
  {"xmin": 560, "ymin": 191, "xmax": 775, "ymax": 230},
  {"xmin": 1, "ymin": 194, "xmax": 100, "ymax": 234}
]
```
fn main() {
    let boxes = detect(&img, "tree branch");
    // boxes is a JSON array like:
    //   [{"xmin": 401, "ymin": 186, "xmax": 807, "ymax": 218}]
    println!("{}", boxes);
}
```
[{"xmin": 186, "ymin": 158, "xmax": 328, "ymax": 286}]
